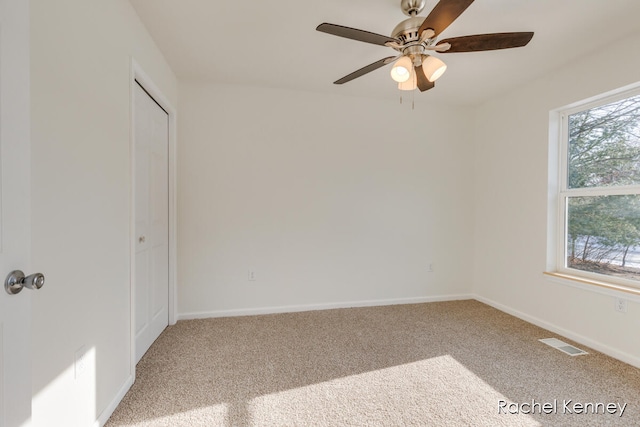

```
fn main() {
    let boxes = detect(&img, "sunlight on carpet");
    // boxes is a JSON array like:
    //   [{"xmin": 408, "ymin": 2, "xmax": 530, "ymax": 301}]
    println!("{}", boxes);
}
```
[
  {"xmin": 112, "ymin": 355, "xmax": 541, "ymax": 427},
  {"xmin": 244, "ymin": 355, "xmax": 541, "ymax": 427}
]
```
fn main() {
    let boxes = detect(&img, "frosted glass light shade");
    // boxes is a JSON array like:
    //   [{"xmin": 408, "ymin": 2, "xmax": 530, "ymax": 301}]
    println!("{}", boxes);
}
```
[
  {"xmin": 422, "ymin": 55, "xmax": 447, "ymax": 82},
  {"xmin": 390, "ymin": 56, "xmax": 413, "ymax": 83},
  {"xmin": 398, "ymin": 68, "xmax": 417, "ymax": 91}
]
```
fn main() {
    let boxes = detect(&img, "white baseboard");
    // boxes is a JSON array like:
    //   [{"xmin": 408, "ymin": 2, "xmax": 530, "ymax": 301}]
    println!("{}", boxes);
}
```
[
  {"xmin": 474, "ymin": 294, "xmax": 640, "ymax": 369},
  {"xmin": 95, "ymin": 374, "xmax": 134, "ymax": 427},
  {"xmin": 178, "ymin": 294, "xmax": 474, "ymax": 320}
]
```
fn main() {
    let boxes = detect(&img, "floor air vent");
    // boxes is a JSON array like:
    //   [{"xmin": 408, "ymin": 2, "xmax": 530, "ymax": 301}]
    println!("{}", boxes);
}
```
[{"xmin": 539, "ymin": 338, "xmax": 588, "ymax": 356}]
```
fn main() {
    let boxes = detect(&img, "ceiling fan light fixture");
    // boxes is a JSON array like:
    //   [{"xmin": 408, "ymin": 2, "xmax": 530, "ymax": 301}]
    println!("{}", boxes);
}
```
[
  {"xmin": 316, "ymin": 0, "xmax": 535, "ymax": 92},
  {"xmin": 421, "ymin": 55, "xmax": 447, "ymax": 82},
  {"xmin": 390, "ymin": 56, "xmax": 413, "ymax": 83}
]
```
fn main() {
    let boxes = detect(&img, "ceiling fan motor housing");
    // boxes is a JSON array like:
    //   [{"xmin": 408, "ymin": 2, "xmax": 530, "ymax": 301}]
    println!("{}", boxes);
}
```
[
  {"xmin": 390, "ymin": 16, "xmax": 433, "ymax": 64},
  {"xmin": 391, "ymin": 16, "xmax": 427, "ymax": 43}
]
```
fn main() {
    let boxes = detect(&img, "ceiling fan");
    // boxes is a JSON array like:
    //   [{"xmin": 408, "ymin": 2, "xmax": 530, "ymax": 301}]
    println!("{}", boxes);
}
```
[{"xmin": 316, "ymin": 0, "xmax": 534, "ymax": 92}]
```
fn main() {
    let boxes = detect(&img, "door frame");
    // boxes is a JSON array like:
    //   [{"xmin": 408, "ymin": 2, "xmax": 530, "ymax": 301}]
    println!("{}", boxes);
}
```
[{"xmin": 129, "ymin": 58, "xmax": 177, "ymax": 375}]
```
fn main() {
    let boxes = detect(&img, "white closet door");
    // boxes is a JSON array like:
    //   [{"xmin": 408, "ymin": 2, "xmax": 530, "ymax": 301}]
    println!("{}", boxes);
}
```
[{"xmin": 134, "ymin": 82, "xmax": 169, "ymax": 363}]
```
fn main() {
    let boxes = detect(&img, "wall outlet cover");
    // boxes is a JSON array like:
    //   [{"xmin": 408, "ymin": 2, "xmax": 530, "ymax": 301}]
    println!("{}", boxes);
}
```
[{"xmin": 615, "ymin": 298, "xmax": 627, "ymax": 313}]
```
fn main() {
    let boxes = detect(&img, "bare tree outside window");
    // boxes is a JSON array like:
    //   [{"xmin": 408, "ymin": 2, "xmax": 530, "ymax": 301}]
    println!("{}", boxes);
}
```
[{"xmin": 565, "ymin": 94, "xmax": 640, "ymax": 281}]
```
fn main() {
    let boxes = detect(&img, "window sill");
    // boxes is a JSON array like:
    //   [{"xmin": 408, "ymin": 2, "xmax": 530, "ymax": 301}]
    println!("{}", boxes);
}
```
[{"xmin": 543, "ymin": 271, "xmax": 640, "ymax": 301}]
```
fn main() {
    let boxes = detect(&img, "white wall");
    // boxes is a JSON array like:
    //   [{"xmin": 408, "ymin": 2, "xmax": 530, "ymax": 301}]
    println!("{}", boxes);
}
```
[
  {"xmin": 30, "ymin": 0, "xmax": 177, "ymax": 425},
  {"xmin": 472, "ymin": 31, "xmax": 640, "ymax": 367},
  {"xmin": 177, "ymin": 83, "xmax": 475, "ymax": 317}
]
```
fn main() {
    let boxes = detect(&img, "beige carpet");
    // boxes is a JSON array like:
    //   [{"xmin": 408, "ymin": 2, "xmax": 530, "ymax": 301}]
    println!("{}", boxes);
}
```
[{"xmin": 106, "ymin": 300, "xmax": 640, "ymax": 426}]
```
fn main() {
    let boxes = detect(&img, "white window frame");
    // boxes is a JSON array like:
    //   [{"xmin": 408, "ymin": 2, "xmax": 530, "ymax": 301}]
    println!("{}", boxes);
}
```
[{"xmin": 551, "ymin": 84, "xmax": 640, "ymax": 292}]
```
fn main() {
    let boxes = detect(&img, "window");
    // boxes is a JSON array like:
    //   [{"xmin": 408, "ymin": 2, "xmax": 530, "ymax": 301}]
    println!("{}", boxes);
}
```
[{"xmin": 555, "ymin": 88, "xmax": 640, "ymax": 288}]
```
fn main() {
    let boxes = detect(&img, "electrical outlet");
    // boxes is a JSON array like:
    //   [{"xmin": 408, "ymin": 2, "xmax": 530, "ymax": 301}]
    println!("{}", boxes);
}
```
[
  {"xmin": 75, "ymin": 346, "xmax": 87, "ymax": 379},
  {"xmin": 615, "ymin": 297, "xmax": 627, "ymax": 313},
  {"xmin": 248, "ymin": 270, "xmax": 256, "ymax": 281}
]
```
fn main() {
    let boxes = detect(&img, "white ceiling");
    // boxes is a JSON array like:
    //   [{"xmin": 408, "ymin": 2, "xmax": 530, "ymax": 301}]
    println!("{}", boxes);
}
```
[{"xmin": 129, "ymin": 0, "xmax": 640, "ymax": 106}]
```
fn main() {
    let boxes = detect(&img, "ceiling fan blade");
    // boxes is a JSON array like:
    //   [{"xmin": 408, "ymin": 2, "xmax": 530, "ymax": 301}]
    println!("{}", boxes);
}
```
[
  {"xmin": 418, "ymin": 0, "xmax": 474, "ymax": 37},
  {"xmin": 415, "ymin": 66, "xmax": 435, "ymax": 92},
  {"xmin": 317, "ymin": 23, "xmax": 400, "ymax": 46},
  {"xmin": 438, "ymin": 32, "xmax": 534, "ymax": 52},
  {"xmin": 334, "ymin": 56, "xmax": 397, "ymax": 85}
]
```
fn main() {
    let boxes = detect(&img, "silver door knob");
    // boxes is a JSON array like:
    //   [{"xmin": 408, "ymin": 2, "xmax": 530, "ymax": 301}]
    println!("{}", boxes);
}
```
[{"xmin": 4, "ymin": 270, "xmax": 45, "ymax": 295}]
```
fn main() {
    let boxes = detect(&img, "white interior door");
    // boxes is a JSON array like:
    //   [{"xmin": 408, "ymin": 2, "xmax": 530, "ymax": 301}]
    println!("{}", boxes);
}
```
[
  {"xmin": 134, "ymin": 82, "xmax": 169, "ymax": 363},
  {"xmin": 0, "ymin": 0, "xmax": 32, "ymax": 426}
]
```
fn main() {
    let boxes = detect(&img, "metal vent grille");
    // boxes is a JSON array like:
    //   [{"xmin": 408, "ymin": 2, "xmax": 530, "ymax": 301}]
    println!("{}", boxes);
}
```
[
  {"xmin": 539, "ymin": 338, "xmax": 588, "ymax": 356},
  {"xmin": 398, "ymin": 31, "xmax": 420, "ymax": 43}
]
